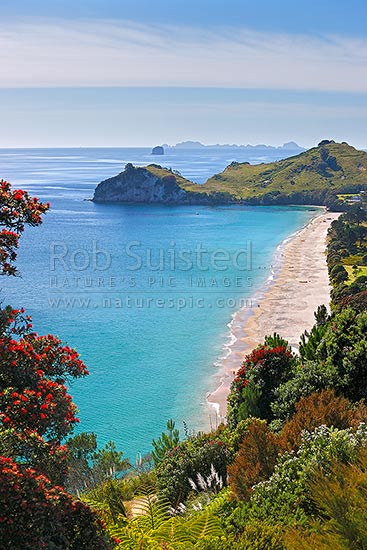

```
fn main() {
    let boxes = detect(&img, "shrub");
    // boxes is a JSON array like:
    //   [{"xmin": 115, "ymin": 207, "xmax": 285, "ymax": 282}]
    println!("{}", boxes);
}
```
[
  {"xmin": 237, "ymin": 521, "xmax": 286, "ymax": 550},
  {"xmin": 283, "ymin": 447, "xmax": 367, "ymax": 549},
  {"xmin": 0, "ymin": 180, "xmax": 114, "ymax": 546},
  {"xmin": 270, "ymin": 361, "xmax": 336, "ymax": 424},
  {"xmin": 156, "ymin": 430, "xmax": 231, "ymax": 505},
  {"xmin": 0, "ymin": 307, "xmax": 89, "ymax": 484},
  {"xmin": 273, "ymin": 310, "xmax": 367, "ymax": 421},
  {"xmin": 197, "ymin": 521, "xmax": 286, "ymax": 550},
  {"xmin": 333, "ymin": 269, "xmax": 349, "ymax": 285},
  {"xmin": 228, "ymin": 419, "xmax": 281, "ymax": 501},
  {"xmin": 329, "ymin": 264, "xmax": 348, "ymax": 278},
  {"xmin": 280, "ymin": 389, "xmax": 367, "ymax": 450},
  {"xmin": 227, "ymin": 338, "xmax": 295, "ymax": 427},
  {"xmin": 299, "ymin": 322, "xmax": 329, "ymax": 362},
  {"xmin": 340, "ymin": 290, "xmax": 367, "ymax": 313},
  {"xmin": 0, "ymin": 456, "xmax": 113, "ymax": 549},
  {"xmin": 316, "ymin": 309, "xmax": 367, "ymax": 402},
  {"xmin": 151, "ymin": 419, "xmax": 180, "ymax": 465},
  {"xmin": 247, "ymin": 424, "xmax": 367, "ymax": 525},
  {"xmin": 330, "ymin": 264, "xmax": 348, "ymax": 281},
  {"xmin": 0, "ymin": 179, "xmax": 49, "ymax": 275}
]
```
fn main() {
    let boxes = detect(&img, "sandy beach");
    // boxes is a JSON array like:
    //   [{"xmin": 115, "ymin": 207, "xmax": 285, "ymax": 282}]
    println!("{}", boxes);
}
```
[{"xmin": 207, "ymin": 209, "xmax": 340, "ymax": 420}]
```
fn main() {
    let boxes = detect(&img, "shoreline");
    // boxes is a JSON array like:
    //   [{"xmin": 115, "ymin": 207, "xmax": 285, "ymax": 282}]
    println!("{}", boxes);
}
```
[{"xmin": 207, "ymin": 209, "xmax": 340, "ymax": 420}]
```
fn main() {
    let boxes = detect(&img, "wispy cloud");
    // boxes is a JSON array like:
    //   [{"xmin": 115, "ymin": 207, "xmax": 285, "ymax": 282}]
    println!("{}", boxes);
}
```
[{"xmin": 1, "ymin": 17, "xmax": 367, "ymax": 91}]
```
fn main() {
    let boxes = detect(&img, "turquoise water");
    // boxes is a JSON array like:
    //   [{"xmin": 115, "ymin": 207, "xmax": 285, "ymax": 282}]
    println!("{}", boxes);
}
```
[{"xmin": 0, "ymin": 148, "xmax": 317, "ymax": 458}]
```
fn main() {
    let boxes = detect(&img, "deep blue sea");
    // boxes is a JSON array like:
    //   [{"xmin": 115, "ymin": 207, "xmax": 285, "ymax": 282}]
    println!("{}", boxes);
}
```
[{"xmin": 0, "ymin": 146, "xmax": 318, "ymax": 459}]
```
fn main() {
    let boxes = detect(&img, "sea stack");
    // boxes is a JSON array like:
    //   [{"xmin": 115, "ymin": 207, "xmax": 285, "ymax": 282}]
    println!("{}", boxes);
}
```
[{"xmin": 152, "ymin": 145, "xmax": 164, "ymax": 155}]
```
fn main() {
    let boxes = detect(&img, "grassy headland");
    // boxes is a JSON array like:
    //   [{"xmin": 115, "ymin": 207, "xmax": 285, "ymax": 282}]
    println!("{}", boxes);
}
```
[
  {"xmin": 200, "ymin": 140, "xmax": 367, "ymax": 206},
  {"xmin": 203, "ymin": 141, "xmax": 367, "ymax": 203},
  {"xmin": 103, "ymin": 141, "xmax": 367, "ymax": 209}
]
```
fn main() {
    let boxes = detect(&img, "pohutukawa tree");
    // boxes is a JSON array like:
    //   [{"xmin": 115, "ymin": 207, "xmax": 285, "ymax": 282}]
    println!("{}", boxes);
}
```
[
  {"xmin": 227, "ymin": 334, "xmax": 295, "ymax": 427},
  {"xmin": 0, "ymin": 180, "xmax": 49, "ymax": 275},
  {"xmin": 0, "ymin": 180, "xmax": 114, "ymax": 548},
  {"xmin": 0, "ymin": 306, "xmax": 89, "ymax": 483}
]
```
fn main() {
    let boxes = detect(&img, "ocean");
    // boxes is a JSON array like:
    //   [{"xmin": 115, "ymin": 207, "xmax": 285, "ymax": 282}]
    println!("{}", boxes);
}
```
[{"xmin": 0, "ymin": 146, "xmax": 318, "ymax": 458}]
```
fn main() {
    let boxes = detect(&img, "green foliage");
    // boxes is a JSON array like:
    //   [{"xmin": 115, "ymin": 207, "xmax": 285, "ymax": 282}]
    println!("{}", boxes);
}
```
[
  {"xmin": 68, "ymin": 432, "xmax": 98, "ymax": 461},
  {"xmin": 236, "ymin": 521, "xmax": 286, "ymax": 550},
  {"xmin": 327, "ymin": 211, "xmax": 367, "ymax": 312},
  {"xmin": 195, "ymin": 538, "xmax": 237, "ymax": 549},
  {"xmin": 333, "ymin": 268, "xmax": 349, "ymax": 284},
  {"xmin": 107, "ymin": 483, "xmax": 224, "ymax": 549},
  {"xmin": 156, "ymin": 430, "xmax": 232, "ymax": 505},
  {"xmin": 227, "ymin": 339, "xmax": 295, "ymax": 427},
  {"xmin": 152, "ymin": 419, "xmax": 180, "ymax": 466},
  {"xmin": 236, "ymin": 380, "xmax": 262, "ymax": 421},
  {"xmin": 196, "ymin": 520, "xmax": 287, "ymax": 550},
  {"xmin": 245, "ymin": 424, "xmax": 367, "ymax": 525},
  {"xmin": 315, "ymin": 309, "xmax": 367, "ymax": 402},
  {"xmin": 313, "ymin": 304, "xmax": 329, "ymax": 326},
  {"xmin": 273, "ymin": 308, "xmax": 367, "ymax": 422},
  {"xmin": 344, "ymin": 203, "xmax": 367, "ymax": 225},
  {"xmin": 82, "ymin": 471, "xmax": 157, "ymax": 524},
  {"xmin": 83, "ymin": 478, "xmax": 128, "ymax": 524},
  {"xmin": 270, "ymin": 361, "xmax": 336, "ymax": 423},
  {"xmin": 264, "ymin": 333, "xmax": 292, "ymax": 349},
  {"xmin": 0, "ymin": 456, "xmax": 113, "ymax": 550},
  {"xmin": 67, "ymin": 432, "xmax": 97, "ymax": 491},
  {"xmin": 299, "ymin": 322, "xmax": 328, "ymax": 362},
  {"xmin": 283, "ymin": 448, "xmax": 367, "ymax": 549},
  {"xmin": 92, "ymin": 441, "xmax": 131, "ymax": 481},
  {"xmin": 67, "ymin": 434, "xmax": 131, "ymax": 493}
]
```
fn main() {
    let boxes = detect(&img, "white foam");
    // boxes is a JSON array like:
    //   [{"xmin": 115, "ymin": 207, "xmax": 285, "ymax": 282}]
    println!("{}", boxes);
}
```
[{"xmin": 206, "ymin": 208, "xmax": 325, "ymax": 416}]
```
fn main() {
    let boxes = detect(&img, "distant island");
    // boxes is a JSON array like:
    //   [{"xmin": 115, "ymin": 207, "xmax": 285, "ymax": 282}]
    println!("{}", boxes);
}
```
[
  {"xmin": 151, "ymin": 145, "xmax": 164, "ymax": 155},
  {"xmin": 93, "ymin": 140, "xmax": 367, "ymax": 209},
  {"xmin": 161, "ymin": 140, "xmax": 305, "ymax": 151}
]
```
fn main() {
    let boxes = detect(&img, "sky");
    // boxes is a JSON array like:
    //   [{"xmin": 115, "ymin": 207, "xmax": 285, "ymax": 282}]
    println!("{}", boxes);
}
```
[{"xmin": 0, "ymin": 0, "xmax": 367, "ymax": 148}]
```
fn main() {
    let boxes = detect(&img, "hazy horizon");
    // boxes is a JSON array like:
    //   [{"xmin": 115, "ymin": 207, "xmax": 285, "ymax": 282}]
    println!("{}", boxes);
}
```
[{"xmin": 1, "ymin": 1, "xmax": 366, "ymax": 148}]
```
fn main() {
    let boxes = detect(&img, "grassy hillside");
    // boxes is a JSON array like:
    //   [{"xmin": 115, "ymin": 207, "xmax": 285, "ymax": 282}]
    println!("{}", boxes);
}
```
[
  {"xmin": 201, "ymin": 141, "xmax": 367, "ymax": 202},
  {"xmin": 143, "ymin": 163, "xmax": 235, "ymax": 203},
  {"xmin": 118, "ymin": 142, "xmax": 367, "ymax": 207},
  {"xmin": 145, "ymin": 163, "xmax": 195, "ymax": 189}
]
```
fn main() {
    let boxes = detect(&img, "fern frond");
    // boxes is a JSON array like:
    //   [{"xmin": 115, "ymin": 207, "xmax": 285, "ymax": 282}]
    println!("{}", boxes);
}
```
[
  {"xmin": 129, "ymin": 484, "xmax": 171, "ymax": 530},
  {"xmin": 186, "ymin": 510, "xmax": 224, "ymax": 543},
  {"xmin": 109, "ymin": 523, "xmax": 160, "ymax": 549}
]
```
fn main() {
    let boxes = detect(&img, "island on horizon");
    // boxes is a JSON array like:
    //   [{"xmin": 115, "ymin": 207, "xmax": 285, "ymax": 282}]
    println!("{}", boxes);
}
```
[{"xmin": 160, "ymin": 139, "xmax": 305, "ymax": 151}]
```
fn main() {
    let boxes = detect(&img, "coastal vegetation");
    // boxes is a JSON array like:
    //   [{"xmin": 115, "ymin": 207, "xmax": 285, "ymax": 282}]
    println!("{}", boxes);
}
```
[
  {"xmin": 0, "ymin": 181, "xmax": 115, "ymax": 548},
  {"xmin": 202, "ymin": 140, "xmax": 367, "ymax": 206},
  {"xmin": 93, "ymin": 141, "xmax": 367, "ymax": 209},
  {"xmin": 1, "ymin": 176, "xmax": 367, "ymax": 548}
]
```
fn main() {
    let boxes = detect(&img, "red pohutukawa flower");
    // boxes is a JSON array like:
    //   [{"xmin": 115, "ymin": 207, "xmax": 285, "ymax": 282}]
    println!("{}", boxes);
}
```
[
  {"xmin": 0, "ymin": 309, "xmax": 88, "ymax": 442},
  {"xmin": 0, "ymin": 179, "xmax": 49, "ymax": 275},
  {"xmin": 0, "ymin": 182, "xmax": 115, "ymax": 547},
  {"xmin": 0, "ymin": 307, "xmax": 89, "ymax": 483},
  {"xmin": 0, "ymin": 457, "xmax": 113, "ymax": 549}
]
